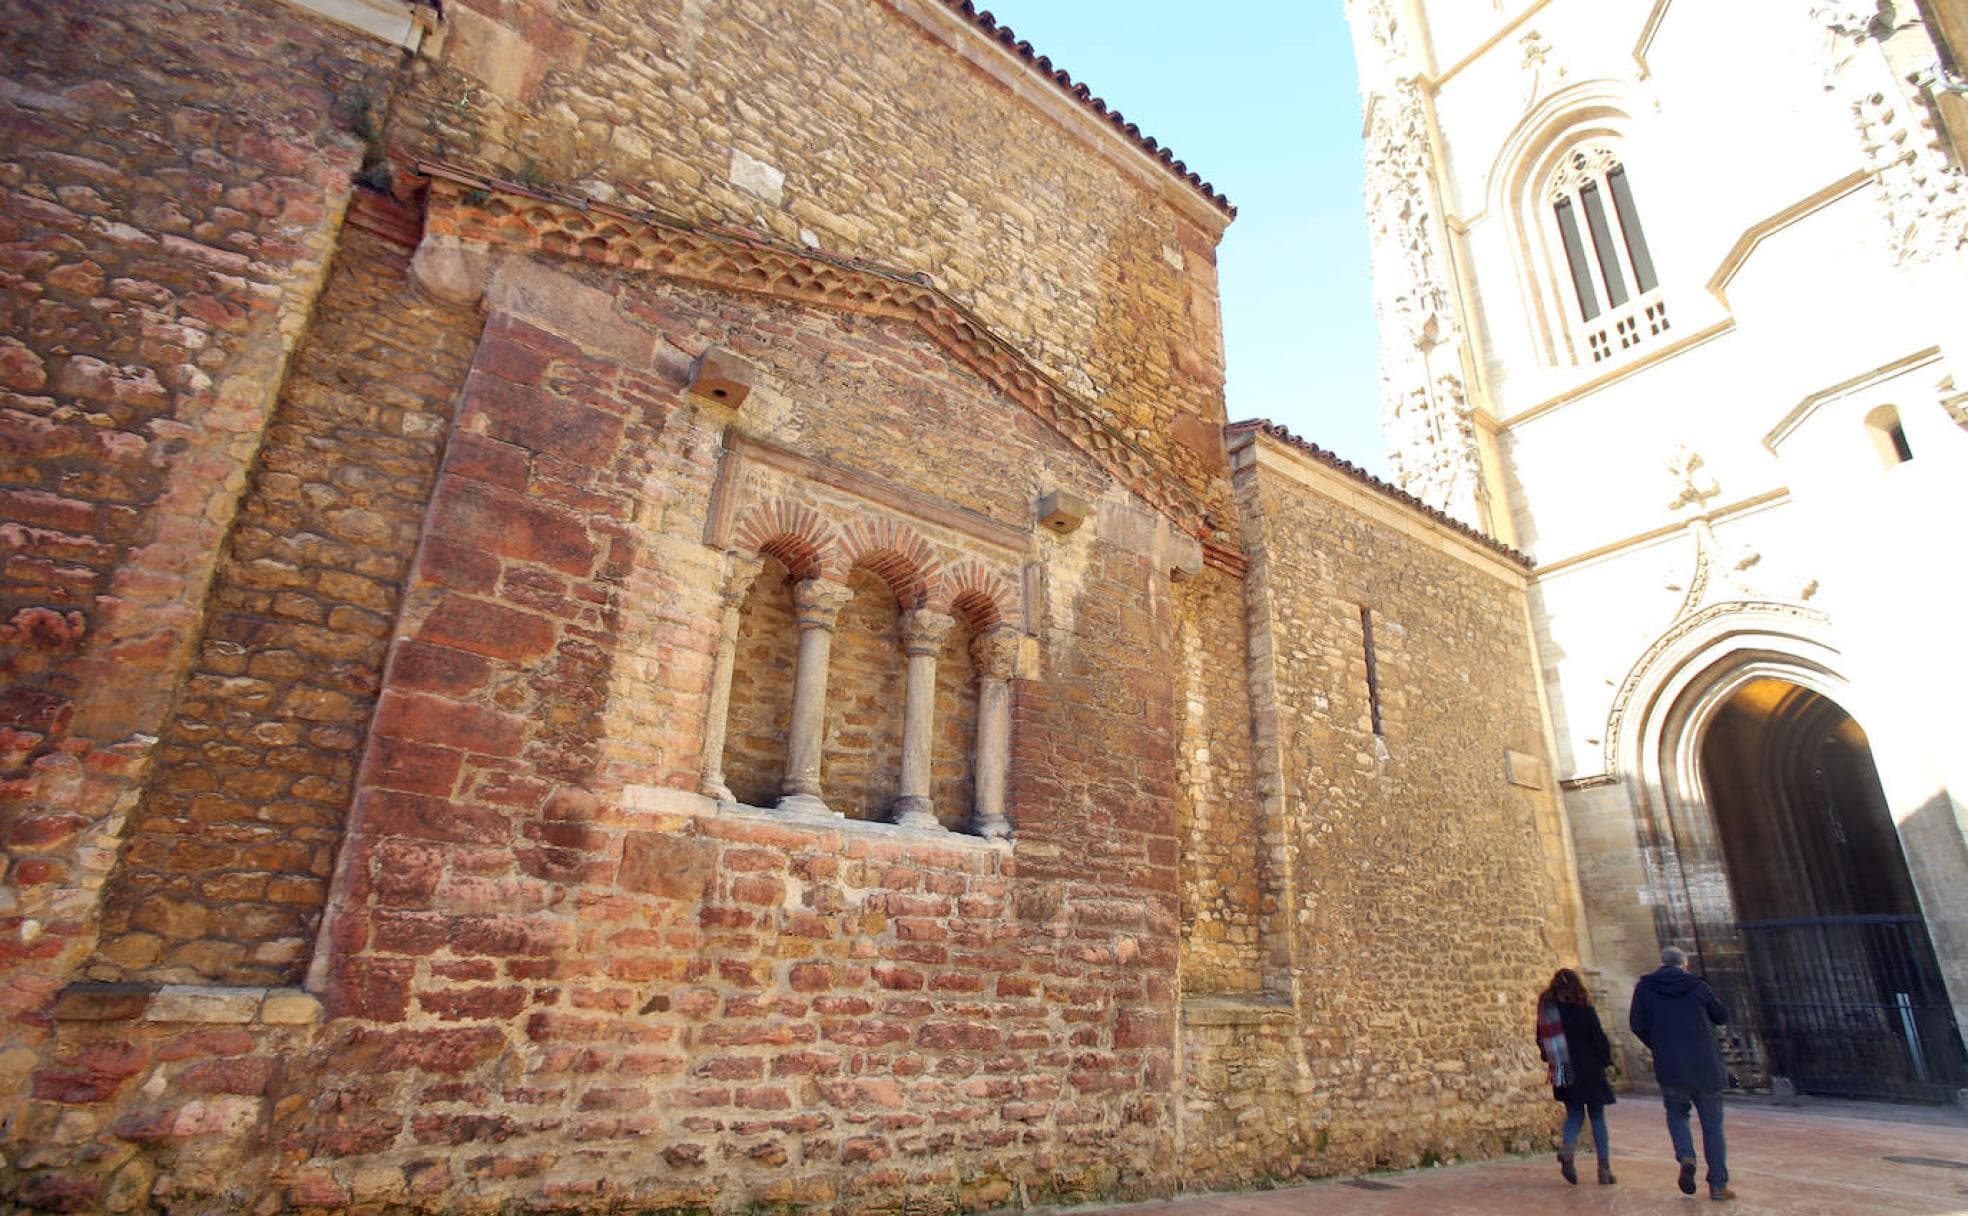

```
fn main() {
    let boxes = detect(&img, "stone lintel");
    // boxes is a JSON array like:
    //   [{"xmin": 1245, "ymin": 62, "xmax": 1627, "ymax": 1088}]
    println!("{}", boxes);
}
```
[
  {"xmin": 275, "ymin": 0, "xmax": 431, "ymax": 50},
  {"xmin": 1180, "ymin": 994, "xmax": 1297, "ymax": 1027},
  {"xmin": 53, "ymin": 982, "xmax": 323, "ymax": 1026}
]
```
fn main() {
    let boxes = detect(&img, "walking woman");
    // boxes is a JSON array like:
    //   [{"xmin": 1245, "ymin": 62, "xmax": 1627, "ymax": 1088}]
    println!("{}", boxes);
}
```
[{"xmin": 1537, "ymin": 967, "xmax": 1618, "ymax": 1185}]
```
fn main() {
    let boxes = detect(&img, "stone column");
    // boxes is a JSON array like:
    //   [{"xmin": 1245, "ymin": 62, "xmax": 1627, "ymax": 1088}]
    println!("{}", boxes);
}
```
[
  {"xmin": 777, "ymin": 577, "xmax": 854, "ymax": 816},
  {"xmin": 890, "ymin": 609, "xmax": 956, "ymax": 829},
  {"xmin": 970, "ymin": 624, "xmax": 1022, "ymax": 839},
  {"xmin": 698, "ymin": 553, "xmax": 763, "ymax": 802}
]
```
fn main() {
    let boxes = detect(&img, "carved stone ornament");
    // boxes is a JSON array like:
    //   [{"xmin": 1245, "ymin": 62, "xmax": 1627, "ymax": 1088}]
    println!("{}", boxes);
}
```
[
  {"xmin": 720, "ymin": 553, "xmax": 765, "ymax": 609},
  {"xmin": 971, "ymin": 624, "xmax": 1022, "ymax": 681},
  {"xmin": 1852, "ymin": 88, "xmax": 1968, "ymax": 262},
  {"xmin": 1384, "ymin": 370, "xmax": 1486, "ymax": 529},
  {"xmin": 899, "ymin": 609, "xmax": 956, "ymax": 658},
  {"xmin": 792, "ymin": 578, "xmax": 854, "ymax": 631},
  {"xmin": 1664, "ymin": 445, "xmax": 1720, "ymax": 512},
  {"xmin": 1546, "ymin": 144, "xmax": 1624, "ymax": 204},
  {"xmin": 1809, "ymin": 4, "xmax": 1968, "ymax": 259},
  {"xmin": 1519, "ymin": 29, "xmax": 1565, "ymax": 109}
]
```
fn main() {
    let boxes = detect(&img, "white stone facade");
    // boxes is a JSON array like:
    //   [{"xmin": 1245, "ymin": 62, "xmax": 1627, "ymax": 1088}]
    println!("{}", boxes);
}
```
[{"xmin": 1348, "ymin": 0, "xmax": 1968, "ymax": 1095}]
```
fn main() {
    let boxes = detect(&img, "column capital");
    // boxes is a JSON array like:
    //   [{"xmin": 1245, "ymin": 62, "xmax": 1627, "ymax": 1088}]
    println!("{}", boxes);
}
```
[
  {"xmin": 971, "ymin": 623, "xmax": 1023, "ymax": 680},
  {"xmin": 720, "ymin": 552, "xmax": 765, "ymax": 608},
  {"xmin": 792, "ymin": 577, "xmax": 854, "ymax": 631},
  {"xmin": 899, "ymin": 609, "xmax": 956, "ymax": 657}
]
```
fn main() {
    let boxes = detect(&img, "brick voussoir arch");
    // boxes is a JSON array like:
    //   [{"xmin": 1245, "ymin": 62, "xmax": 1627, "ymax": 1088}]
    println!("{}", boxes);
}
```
[
  {"xmin": 413, "ymin": 163, "xmax": 1215, "ymax": 540},
  {"xmin": 729, "ymin": 498, "xmax": 843, "ymax": 582},
  {"xmin": 837, "ymin": 516, "xmax": 942, "ymax": 609},
  {"xmin": 931, "ymin": 558, "xmax": 1019, "ymax": 631}
]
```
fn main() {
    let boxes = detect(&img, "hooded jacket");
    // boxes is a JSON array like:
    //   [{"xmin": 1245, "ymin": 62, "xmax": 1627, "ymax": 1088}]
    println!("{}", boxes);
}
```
[{"xmin": 1628, "ymin": 964, "xmax": 1730, "ymax": 1090}]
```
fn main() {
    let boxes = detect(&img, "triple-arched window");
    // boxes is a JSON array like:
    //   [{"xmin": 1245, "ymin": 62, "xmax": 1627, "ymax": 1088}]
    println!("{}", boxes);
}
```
[{"xmin": 1545, "ymin": 144, "xmax": 1669, "ymax": 363}]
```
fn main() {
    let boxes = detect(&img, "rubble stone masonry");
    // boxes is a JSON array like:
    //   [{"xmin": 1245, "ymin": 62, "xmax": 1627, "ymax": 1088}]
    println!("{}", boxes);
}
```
[{"xmin": 0, "ymin": 1, "xmax": 1584, "ymax": 1212}]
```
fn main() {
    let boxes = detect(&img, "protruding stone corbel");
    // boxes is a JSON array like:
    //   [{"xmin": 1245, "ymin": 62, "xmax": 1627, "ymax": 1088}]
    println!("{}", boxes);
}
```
[
  {"xmin": 1167, "ymin": 533, "xmax": 1204, "ymax": 582},
  {"xmin": 1036, "ymin": 490, "xmax": 1090, "ymax": 535},
  {"xmin": 688, "ymin": 346, "xmax": 758, "ymax": 408},
  {"xmin": 409, "ymin": 232, "xmax": 490, "ymax": 307}
]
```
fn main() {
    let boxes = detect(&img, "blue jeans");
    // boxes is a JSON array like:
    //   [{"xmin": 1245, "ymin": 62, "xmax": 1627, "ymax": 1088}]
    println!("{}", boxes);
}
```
[
  {"xmin": 1660, "ymin": 1086, "xmax": 1727, "ymax": 1186},
  {"xmin": 1561, "ymin": 1100, "xmax": 1609, "ymax": 1163}
]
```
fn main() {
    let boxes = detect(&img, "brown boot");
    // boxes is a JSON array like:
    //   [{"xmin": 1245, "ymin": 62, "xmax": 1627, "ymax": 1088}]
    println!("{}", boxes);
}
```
[
  {"xmin": 1597, "ymin": 1161, "xmax": 1616, "ymax": 1185},
  {"xmin": 1710, "ymin": 1185, "xmax": 1737, "ymax": 1201},
  {"xmin": 1557, "ymin": 1148, "xmax": 1577, "ymax": 1185}
]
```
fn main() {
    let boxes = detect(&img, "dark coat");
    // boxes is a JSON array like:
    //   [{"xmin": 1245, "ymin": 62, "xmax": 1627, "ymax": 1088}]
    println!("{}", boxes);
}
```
[
  {"xmin": 1540, "ymin": 1001, "xmax": 1618, "ymax": 1106},
  {"xmin": 1628, "ymin": 965, "xmax": 1730, "ymax": 1091}
]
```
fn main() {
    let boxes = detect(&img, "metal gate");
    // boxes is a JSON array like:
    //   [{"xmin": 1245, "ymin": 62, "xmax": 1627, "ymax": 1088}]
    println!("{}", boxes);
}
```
[{"xmin": 1737, "ymin": 914, "xmax": 1968, "ymax": 1102}]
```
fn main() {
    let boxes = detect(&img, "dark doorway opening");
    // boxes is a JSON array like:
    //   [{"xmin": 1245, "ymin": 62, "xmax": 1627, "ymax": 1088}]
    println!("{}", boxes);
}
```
[{"xmin": 1701, "ymin": 679, "xmax": 1967, "ymax": 1102}]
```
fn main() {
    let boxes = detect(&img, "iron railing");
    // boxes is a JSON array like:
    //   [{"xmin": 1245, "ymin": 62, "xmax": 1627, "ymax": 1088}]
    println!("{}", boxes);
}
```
[{"xmin": 1738, "ymin": 914, "xmax": 1967, "ymax": 1103}]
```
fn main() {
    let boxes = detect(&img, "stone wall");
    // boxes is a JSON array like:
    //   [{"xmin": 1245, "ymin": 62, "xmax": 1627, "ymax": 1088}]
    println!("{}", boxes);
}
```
[
  {"xmin": 0, "ymin": 0, "xmax": 393, "ymax": 1048},
  {"xmin": 1173, "ymin": 568, "xmax": 1265, "ymax": 998},
  {"xmin": 1229, "ymin": 424, "xmax": 1579, "ymax": 1174},
  {"xmin": 393, "ymin": 0, "xmax": 1235, "ymax": 519},
  {"xmin": 89, "ymin": 216, "xmax": 481, "ymax": 988},
  {"xmin": 288, "ymin": 236, "xmax": 1190, "ymax": 1210}
]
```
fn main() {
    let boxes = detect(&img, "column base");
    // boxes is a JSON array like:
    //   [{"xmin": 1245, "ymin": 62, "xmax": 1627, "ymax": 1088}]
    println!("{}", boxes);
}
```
[
  {"xmin": 888, "ymin": 796, "xmax": 943, "ymax": 830},
  {"xmin": 775, "ymin": 791, "xmax": 841, "ymax": 817},
  {"xmin": 970, "ymin": 813, "xmax": 1012, "ymax": 840},
  {"xmin": 701, "ymin": 779, "xmax": 734, "ymax": 802}
]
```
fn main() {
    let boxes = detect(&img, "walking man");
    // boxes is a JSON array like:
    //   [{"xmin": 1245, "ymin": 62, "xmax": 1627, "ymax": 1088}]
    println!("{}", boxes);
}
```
[{"xmin": 1629, "ymin": 945, "xmax": 1735, "ymax": 1201}]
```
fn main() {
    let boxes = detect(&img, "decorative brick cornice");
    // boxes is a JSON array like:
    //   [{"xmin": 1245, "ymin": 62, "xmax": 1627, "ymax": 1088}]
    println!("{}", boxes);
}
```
[
  {"xmin": 1201, "ymin": 542, "xmax": 1249, "ymax": 578},
  {"xmin": 345, "ymin": 186, "xmax": 423, "ymax": 248},
  {"xmin": 416, "ymin": 162, "xmax": 1212, "ymax": 538}
]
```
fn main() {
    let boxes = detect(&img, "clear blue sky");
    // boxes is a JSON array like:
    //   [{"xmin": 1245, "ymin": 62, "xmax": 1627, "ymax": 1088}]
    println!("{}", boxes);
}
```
[{"xmin": 977, "ymin": 2, "xmax": 1387, "ymax": 473}]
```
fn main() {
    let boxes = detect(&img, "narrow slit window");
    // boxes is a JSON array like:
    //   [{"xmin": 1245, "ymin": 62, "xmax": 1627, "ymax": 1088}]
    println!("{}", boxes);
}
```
[{"xmin": 1360, "ymin": 606, "xmax": 1384, "ymax": 738}]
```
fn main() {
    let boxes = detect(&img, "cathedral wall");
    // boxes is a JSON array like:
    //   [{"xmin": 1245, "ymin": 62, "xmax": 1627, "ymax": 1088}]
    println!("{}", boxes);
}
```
[
  {"xmin": 1391, "ymin": 0, "xmax": 1968, "ymax": 1073},
  {"xmin": 1227, "ymin": 428, "xmax": 1578, "ymax": 1175}
]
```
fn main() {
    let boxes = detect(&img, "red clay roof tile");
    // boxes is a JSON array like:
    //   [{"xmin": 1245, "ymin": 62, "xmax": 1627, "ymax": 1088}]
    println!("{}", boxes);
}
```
[
  {"xmin": 940, "ymin": 1, "xmax": 1236, "ymax": 217},
  {"xmin": 1228, "ymin": 420, "xmax": 1532, "ymax": 567}
]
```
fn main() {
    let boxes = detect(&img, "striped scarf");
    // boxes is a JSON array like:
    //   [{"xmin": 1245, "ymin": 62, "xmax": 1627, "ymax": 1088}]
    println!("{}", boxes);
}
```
[{"xmin": 1538, "ymin": 997, "xmax": 1574, "ymax": 1088}]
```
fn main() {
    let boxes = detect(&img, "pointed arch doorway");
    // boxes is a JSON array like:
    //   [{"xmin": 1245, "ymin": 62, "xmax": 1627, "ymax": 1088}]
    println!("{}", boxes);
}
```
[
  {"xmin": 1700, "ymin": 678, "xmax": 1966, "ymax": 1100},
  {"xmin": 1611, "ymin": 607, "xmax": 1968, "ymax": 1104}
]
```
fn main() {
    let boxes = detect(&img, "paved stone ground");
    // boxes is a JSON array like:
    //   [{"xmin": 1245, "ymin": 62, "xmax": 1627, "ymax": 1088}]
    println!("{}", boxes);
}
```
[{"xmin": 1100, "ymin": 1098, "xmax": 1968, "ymax": 1215}]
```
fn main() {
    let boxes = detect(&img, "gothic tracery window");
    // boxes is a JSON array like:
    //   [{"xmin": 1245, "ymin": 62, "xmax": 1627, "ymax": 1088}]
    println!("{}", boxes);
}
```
[{"xmin": 1547, "ymin": 144, "xmax": 1669, "ymax": 363}]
